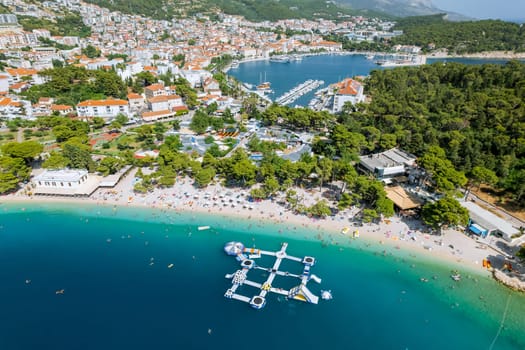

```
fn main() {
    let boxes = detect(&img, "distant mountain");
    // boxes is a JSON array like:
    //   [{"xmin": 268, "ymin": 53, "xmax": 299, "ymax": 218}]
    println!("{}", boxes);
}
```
[{"xmin": 336, "ymin": 0, "xmax": 468, "ymax": 19}]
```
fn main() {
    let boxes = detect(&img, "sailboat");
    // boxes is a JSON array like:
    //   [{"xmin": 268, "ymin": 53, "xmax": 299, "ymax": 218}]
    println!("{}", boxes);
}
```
[{"xmin": 256, "ymin": 72, "xmax": 273, "ymax": 94}]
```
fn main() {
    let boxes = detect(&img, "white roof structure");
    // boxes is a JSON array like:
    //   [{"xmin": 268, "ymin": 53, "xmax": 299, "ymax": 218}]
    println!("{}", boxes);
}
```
[
  {"xmin": 33, "ymin": 169, "xmax": 87, "ymax": 183},
  {"xmin": 360, "ymin": 148, "xmax": 416, "ymax": 172},
  {"xmin": 460, "ymin": 201, "xmax": 518, "ymax": 241},
  {"xmin": 32, "ymin": 169, "xmax": 97, "ymax": 196}
]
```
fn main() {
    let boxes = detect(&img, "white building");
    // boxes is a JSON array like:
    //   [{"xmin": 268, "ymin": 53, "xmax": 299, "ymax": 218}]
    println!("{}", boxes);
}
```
[
  {"xmin": 147, "ymin": 95, "xmax": 184, "ymax": 112},
  {"xmin": 76, "ymin": 98, "xmax": 130, "ymax": 120},
  {"xmin": 33, "ymin": 169, "xmax": 88, "ymax": 189},
  {"xmin": 358, "ymin": 148, "xmax": 416, "ymax": 183},
  {"xmin": 331, "ymin": 78, "xmax": 365, "ymax": 113},
  {"xmin": 460, "ymin": 201, "xmax": 519, "ymax": 242}
]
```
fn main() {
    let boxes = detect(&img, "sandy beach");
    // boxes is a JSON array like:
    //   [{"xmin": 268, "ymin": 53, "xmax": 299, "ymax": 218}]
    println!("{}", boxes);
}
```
[{"xmin": 3, "ymin": 168, "xmax": 511, "ymax": 280}]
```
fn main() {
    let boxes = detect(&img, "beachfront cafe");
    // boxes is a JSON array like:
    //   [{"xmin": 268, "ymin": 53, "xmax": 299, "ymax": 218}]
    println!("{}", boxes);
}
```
[
  {"xmin": 385, "ymin": 185, "xmax": 424, "ymax": 215},
  {"xmin": 460, "ymin": 201, "xmax": 519, "ymax": 242}
]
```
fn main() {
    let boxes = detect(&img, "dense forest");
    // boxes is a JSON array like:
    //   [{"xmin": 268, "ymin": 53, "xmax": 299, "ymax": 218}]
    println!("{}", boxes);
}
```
[
  {"xmin": 83, "ymin": 0, "xmax": 358, "ymax": 21},
  {"xmin": 330, "ymin": 61, "xmax": 525, "ymax": 204},
  {"xmin": 391, "ymin": 14, "xmax": 525, "ymax": 53}
]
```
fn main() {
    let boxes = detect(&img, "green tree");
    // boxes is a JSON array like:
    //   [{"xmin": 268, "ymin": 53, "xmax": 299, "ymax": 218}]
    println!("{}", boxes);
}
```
[
  {"xmin": 315, "ymin": 157, "xmax": 333, "ymax": 191},
  {"xmin": 250, "ymin": 188, "xmax": 267, "ymax": 200},
  {"xmin": 1, "ymin": 141, "xmax": 43, "ymax": 164},
  {"xmin": 194, "ymin": 167, "xmax": 216, "ymax": 188},
  {"xmin": 97, "ymin": 156, "xmax": 122, "ymax": 176},
  {"xmin": 82, "ymin": 44, "xmax": 101, "ymax": 58},
  {"xmin": 42, "ymin": 152, "xmax": 69, "ymax": 169},
  {"xmin": 132, "ymin": 71, "xmax": 157, "ymax": 93},
  {"xmin": 362, "ymin": 208, "xmax": 379, "ymax": 223},
  {"xmin": 375, "ymin": 196, "xmax": 395, "ymax": 218},
  {"xmin": 91, "ymin": 117, "xmax": 105, "ymax": 130},
  {"xmin": 470, "ymin": 166, "xmax": 498, "ymax": 189},
  {"xmin": 262, "ymin": 176, "xmax": 280, "ymax": 198},
  {"xmin": 62, "ymin": 142, "xmax": 94, "ymax": 171},
  {"xmin": 190, "ymin": 110, "xmax": 210, "ymax": 134},
  {"xmin": 115, "ymin": 114, "xmax": 129, "ymax": 126},
  {"xmin": 0, "ymin": 156, "xmax": 30, "ymax": 193},
  {"xmin": 338, "ymin": 192, "xmax": 354, "ymax": 210},
  {"xmin": 307, "ymin": 200, "xmax": 332, "ymax": 218},
  {"xmin": 421, "ymin": 196, "xmax": 469, "ymax": 233},
  {"xmin": 419, "ymin": 146, "xmax": 467, "ymax": 193},
  {"xmin": 285, "ymin": 189, "xmax": 299, "ymax": 209}
]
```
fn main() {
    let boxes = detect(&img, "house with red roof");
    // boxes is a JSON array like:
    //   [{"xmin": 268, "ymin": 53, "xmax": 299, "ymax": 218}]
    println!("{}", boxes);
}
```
[
  {"xmin": 331, "ymin": 78, "xmax": 365, "ymax": 113},
  {"xmin": 76, "ymin": 98, "xmax": 130, "ymax": 120}
]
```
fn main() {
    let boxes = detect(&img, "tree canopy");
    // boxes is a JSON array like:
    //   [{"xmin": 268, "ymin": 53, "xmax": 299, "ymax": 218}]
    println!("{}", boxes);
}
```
[
  {"xmin": 392, "ymin": 15, "xmax": 525, "ymax": 53},
  {"xmin": 22, "ymin": 66, "xmax": 126, "ymax": 105},
  {"xmin": 421, "ymin": 196, "xmax": 469, "ymax": 231}
]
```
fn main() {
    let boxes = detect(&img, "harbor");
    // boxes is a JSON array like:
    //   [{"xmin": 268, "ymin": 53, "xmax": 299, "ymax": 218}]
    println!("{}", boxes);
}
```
[
  {"xmin": 224, "ymin": 241, "xmax": 326, "ymax": 309},
  {"xmin": 275, "ymin": 79, "xmax": 324, "ymax": 106},
  {"xmin": 374, "ymin": 54, "xmax": 426, "ymax": 67}
]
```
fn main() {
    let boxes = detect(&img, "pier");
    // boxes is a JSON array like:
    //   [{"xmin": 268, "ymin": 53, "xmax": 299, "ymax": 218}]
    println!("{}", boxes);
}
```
[
  {"xmin": 275, "ymin": 79, "xmax": 324, "ymax": 106},
  {"xmin": 223, "ymin": 241, "xmax": 323, "ymax": 309}
]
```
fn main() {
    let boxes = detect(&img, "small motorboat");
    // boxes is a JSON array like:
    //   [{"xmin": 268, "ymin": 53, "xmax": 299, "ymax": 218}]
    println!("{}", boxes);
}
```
[
  {"xmin": 198, "ymin": 226, "xmax": 211, "ymax": 231},
  {"xmin": 321, "ymin": 290, "xmax": 333, "ymax": 300},
  {"xmin": 168, "ymin": 263, "xmax": 174, "ymax": 269},
  {"xmin": 55, "ymin": 289, "xmax": 65, "ymax": 295}
]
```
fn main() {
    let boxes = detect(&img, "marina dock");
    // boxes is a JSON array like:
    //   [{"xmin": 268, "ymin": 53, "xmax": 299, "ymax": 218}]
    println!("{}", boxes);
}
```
[
  {"xmin": 275, "ymin": 79, "xmax": 324, "ymax": 106},
  {"xmin": 224, "ymin": 241, "xmax": 323, "ymax": 309}
]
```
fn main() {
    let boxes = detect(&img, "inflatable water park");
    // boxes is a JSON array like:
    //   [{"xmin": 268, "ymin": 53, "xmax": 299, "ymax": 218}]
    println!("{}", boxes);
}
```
[{"xmin": 223, "ymin": 241, "xmax": 331, "ymax": 309}]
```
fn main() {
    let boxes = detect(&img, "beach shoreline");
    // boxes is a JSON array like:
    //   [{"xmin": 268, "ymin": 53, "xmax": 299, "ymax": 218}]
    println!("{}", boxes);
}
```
[{"xmin": 1, "ymin": 174, "xmax": 497, "ymax": 280}]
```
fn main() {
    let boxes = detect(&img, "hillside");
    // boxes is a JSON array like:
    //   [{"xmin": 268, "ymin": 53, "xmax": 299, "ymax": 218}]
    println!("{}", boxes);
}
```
[
  {"xmin": 392, "ymin": 14, "xmax": 525, "ymax": 53},
  {"xmin": 338, "ymin": 0, "xmax": 438, "ymax": 17},
  {"xmin": 83, "ymin": 0, "xmax": 363, "ymax": 21}
]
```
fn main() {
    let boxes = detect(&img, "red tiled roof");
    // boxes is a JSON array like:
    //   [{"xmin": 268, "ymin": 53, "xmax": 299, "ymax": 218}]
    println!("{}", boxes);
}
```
[
  {"xmin": 77, "ymin": 99, "xmax": 128, "ymax": 107},
  {"xmin": 127, "ymin": 93, "xmax": 143, "ymax": 100},
  {"xmin": 6, "ymin": 68, "xmax": 38, "ymax": 76},
  {"xmin": 142, "ymin": 109, "xmax": 173, "ymax": 117},
  {"xmin": 145, "ymin": 83, "xmax": 164, "ymax": 92},
  {"xmin": 51, "ymin": 104, "xmax": 73, "ymax": 111},
  {"xmin": 337, "ymin": 78, "xmax": 361, "ymax": 96}
]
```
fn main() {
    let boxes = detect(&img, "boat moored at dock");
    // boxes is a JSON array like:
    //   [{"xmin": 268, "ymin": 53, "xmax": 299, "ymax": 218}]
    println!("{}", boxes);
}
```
[
  {"xmin": 275, "ymin": 79, "xmax": 324, "ymax": 106},
  {"xmin": 270, "ymin": 55, "xmax": 290, "ymax": 63}
]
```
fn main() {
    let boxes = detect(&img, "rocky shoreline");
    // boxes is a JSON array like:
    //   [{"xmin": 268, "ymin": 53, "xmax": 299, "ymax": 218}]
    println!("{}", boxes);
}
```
[{"xmin": 493, "ymin": 269, "xmax": 525, "ymax": 292}]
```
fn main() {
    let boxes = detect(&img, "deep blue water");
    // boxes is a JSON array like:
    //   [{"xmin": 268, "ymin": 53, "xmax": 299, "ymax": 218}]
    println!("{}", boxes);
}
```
[
  {"xmin": 0, "ymin": 203, "xmax": 524, "ymax": 349},
  {"xmin": 228, "ymin": 54, "xmax": 524, "ymax": 106}
]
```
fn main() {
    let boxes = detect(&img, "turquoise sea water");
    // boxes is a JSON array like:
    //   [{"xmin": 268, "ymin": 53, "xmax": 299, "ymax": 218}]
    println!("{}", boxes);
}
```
[
  {"xmin": 228, "ymin": 54, "xmax": 524, "ymax": 106},
  {"xmin": 0, "ymin": 202, "xmax": 524, "ymax": 349}
]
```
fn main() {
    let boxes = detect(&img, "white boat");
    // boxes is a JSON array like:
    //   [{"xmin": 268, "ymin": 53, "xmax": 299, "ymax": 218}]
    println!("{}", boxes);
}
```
[
  {"xmin": 198, "ymin": 226, "xmax": 211, "ymax": 231},
  {"xmin": 375, "ymin": 55, "xmax": 426, "ymax": 67},
  {"xmin": 256, "ymin": 81, "xmax": 272, "ymax": 93},
  {"xmin": 321, "ymin": 290, "xmax": 333, "ymax": 300},
  {"xmin": 270, "ymin": 56, "xmax": 290, "ymax": 63}
]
